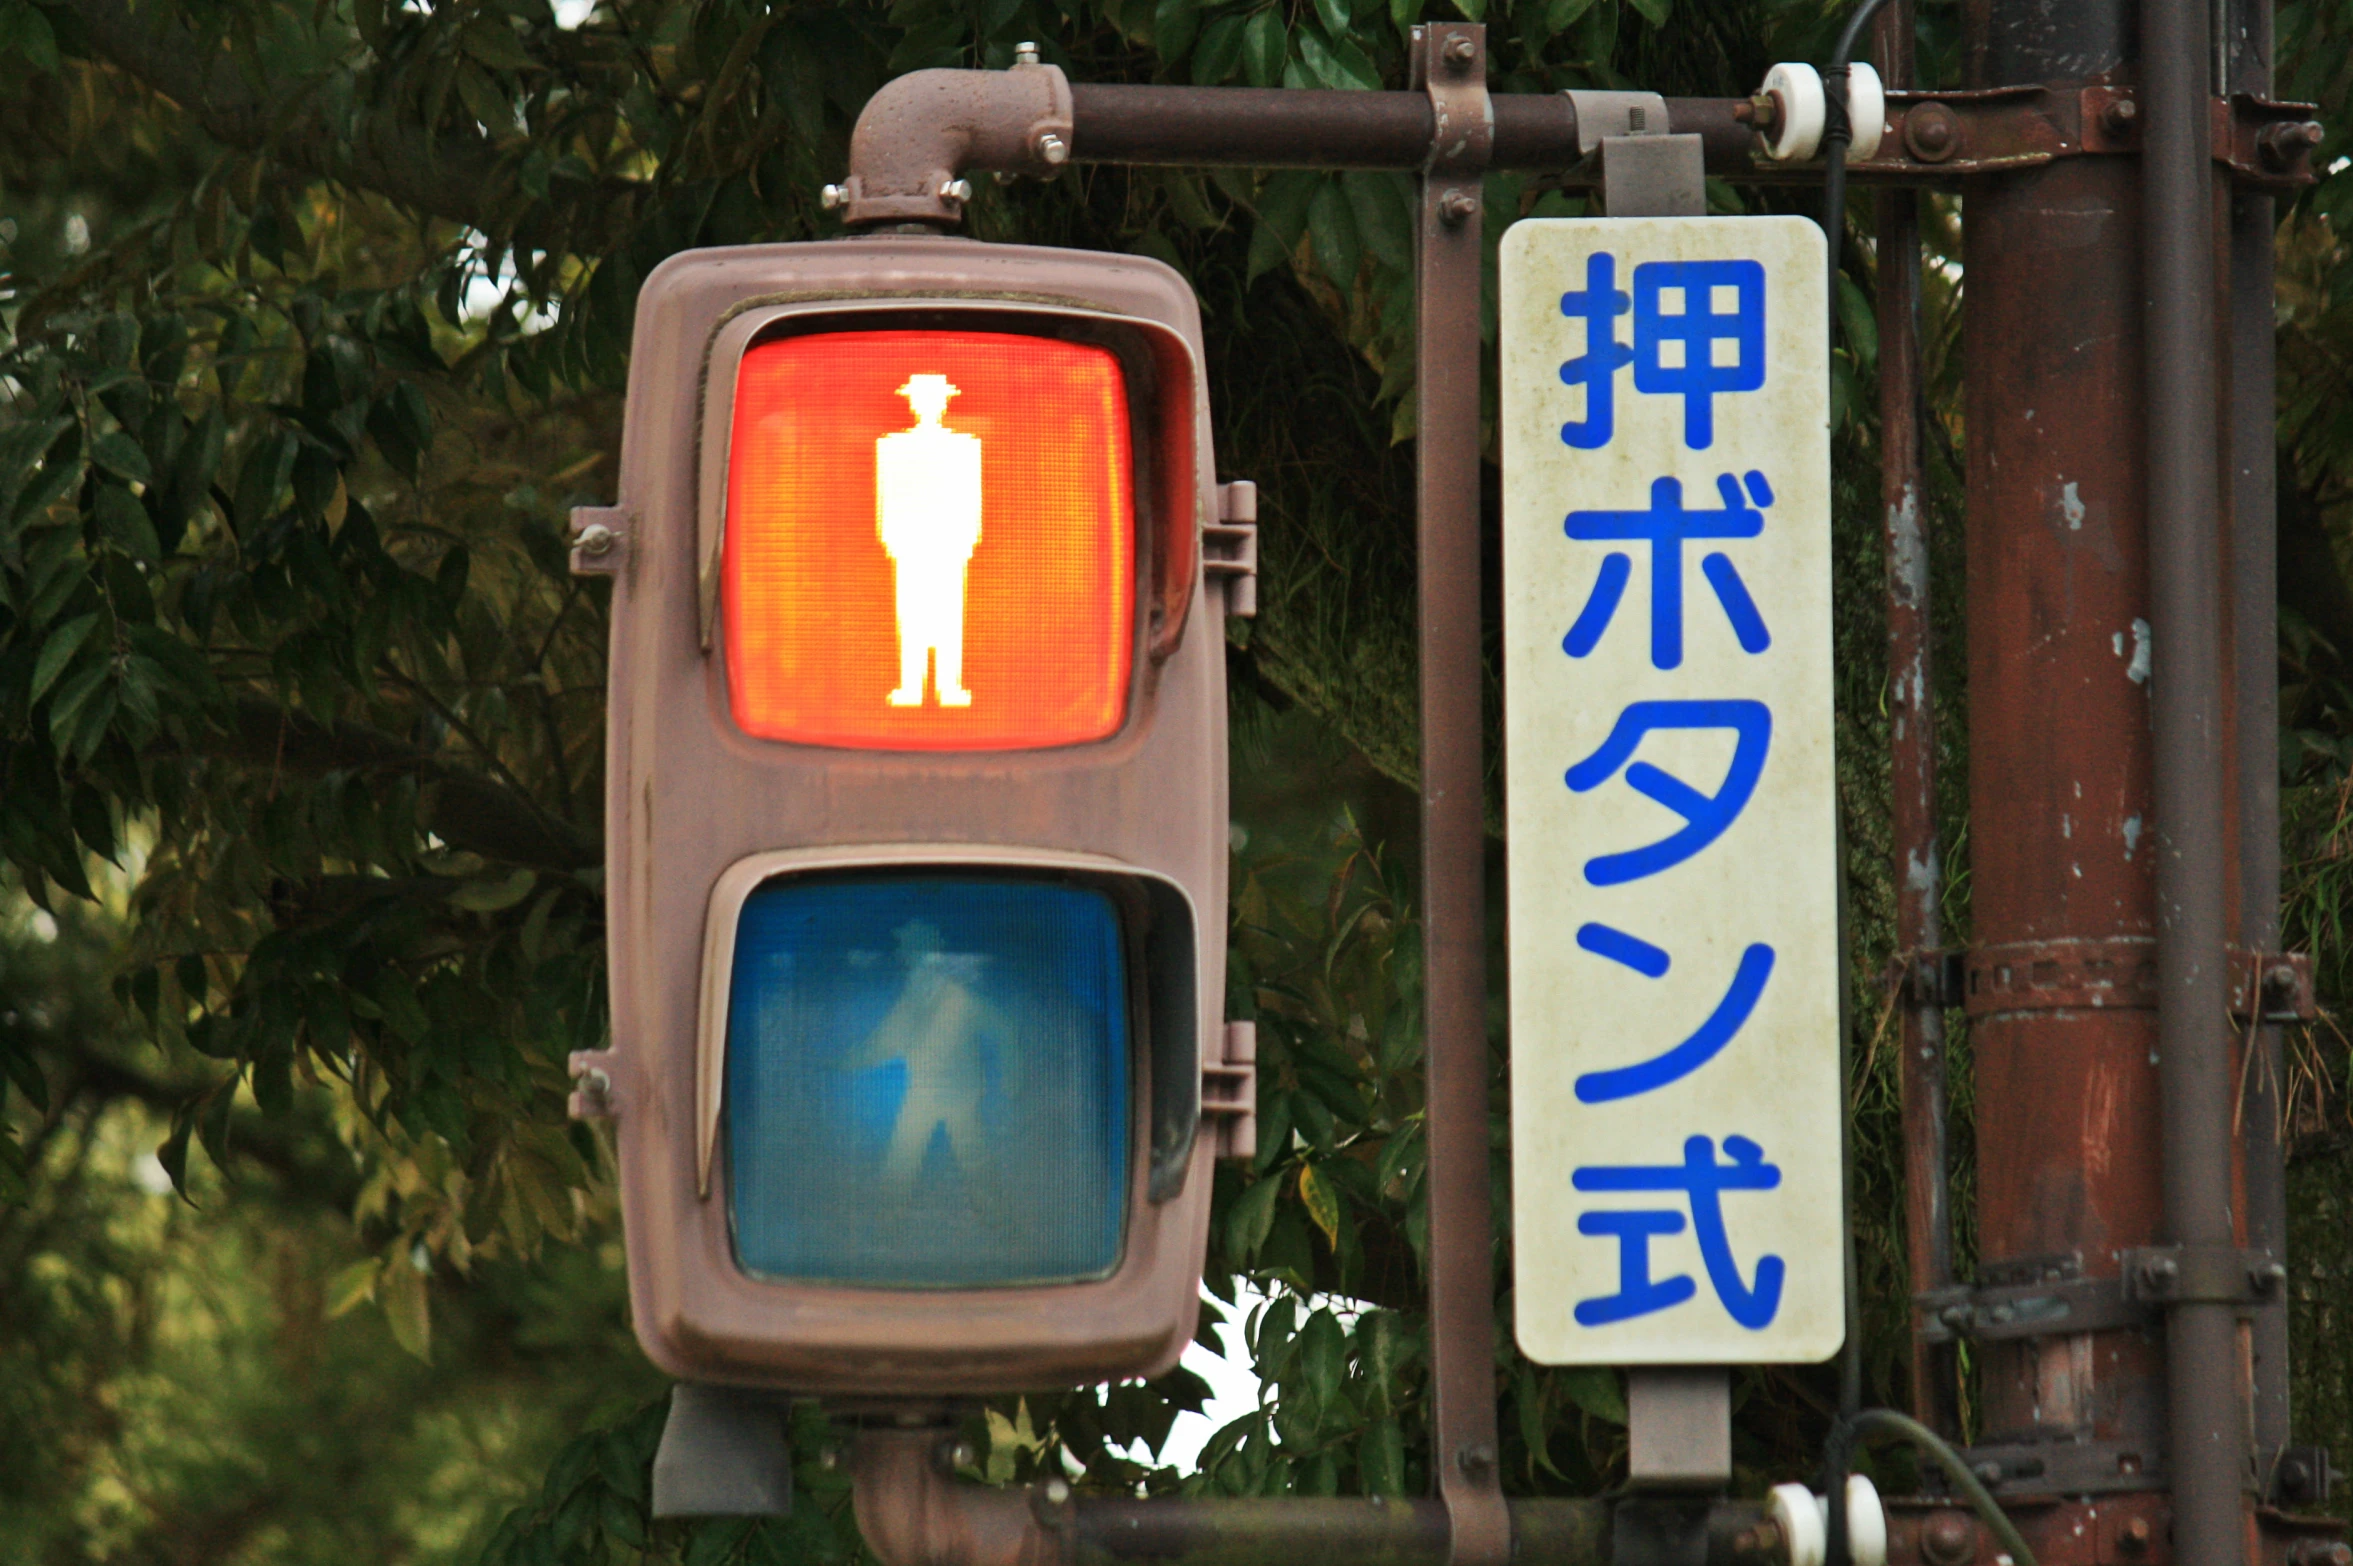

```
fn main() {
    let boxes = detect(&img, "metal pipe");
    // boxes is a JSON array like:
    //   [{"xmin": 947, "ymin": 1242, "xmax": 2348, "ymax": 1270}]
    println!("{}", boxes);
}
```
[
  {"xmin": 2145, "ymin": 0, "xmax": 2249, "ymax": 1561},
  {"xmin": 1066, "ymin": 84, "xmax": 1756, "ymax": 172},
  {"xmin": 2227, "ymin": 0, "xmax": 2293, "ymax": 1483},
  {"xmin": 847, "ymin": 1426, "xmax": 1765, "ymax": 1566},
  {"xmin": 1871, "ymin": 0, "xmax": 1955, "ymax": 1437},
  {"xmin": 1409, "ymin": 27, "xmax": 1509, "ymax": 1566}
]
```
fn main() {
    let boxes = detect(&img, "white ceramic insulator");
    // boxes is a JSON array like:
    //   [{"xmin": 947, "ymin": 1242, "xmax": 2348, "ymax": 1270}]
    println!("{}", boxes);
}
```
[
  {"xmin": 1764, "ymin": 1475, "xmax": 1886, "ymax": 1566},
  {"xmin": 1761, "ymin": 62, "xmax": 1826, "ymax": 162},
  {"xmin": 1845, "ymin": 1473, "xmax": 1888, "ymax": 1566},
  {"xmin": 1845, "ymin": 62, "xmax": 1887, "ymax": 161},
  {"xmin": 1769, "ymin": 1483, "xmax": 1827, "ymax": 1566}
]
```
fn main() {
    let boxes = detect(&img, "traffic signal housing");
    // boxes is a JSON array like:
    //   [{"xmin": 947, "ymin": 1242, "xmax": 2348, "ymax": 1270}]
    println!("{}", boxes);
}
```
[{"xmin": 568, "ymin": 238, "xmax": 1250, "ymax": 1397}]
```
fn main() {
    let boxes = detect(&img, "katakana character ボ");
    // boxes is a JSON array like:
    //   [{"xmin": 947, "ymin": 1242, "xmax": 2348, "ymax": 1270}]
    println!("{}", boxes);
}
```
[{"xmin": 1563, "ymin": 471, "xmax": 1774, "ymax": 670}]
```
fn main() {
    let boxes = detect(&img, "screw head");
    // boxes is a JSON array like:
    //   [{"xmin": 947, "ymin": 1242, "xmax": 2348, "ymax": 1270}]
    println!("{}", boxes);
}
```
[
  {"xmin": 1036, "ymin": 132, "xmax": 1069, "ymax": 165},
  {"xmin": 572, "ymin": 522, "xmax": 616, "ymax": 557},
  {"xmin": 820, "ymin": 183, "xmax": 848, "ymax": 211},
  {"xmin": 1043, "ymin": 1478, "xmax": 1072, "ymax": 1505},
  {"xmin": 940, "ymin": 177, "xmax": 974, "ymax": 201},
  {"xmin": 1442, "ymin": 33, "xmax": 1476, "ymax": 67}
]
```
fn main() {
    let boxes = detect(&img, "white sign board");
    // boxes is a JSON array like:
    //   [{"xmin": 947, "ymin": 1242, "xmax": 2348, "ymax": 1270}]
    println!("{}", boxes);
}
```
[{"xmin": 1501, "ymin": 217, "xmax": 1841, "ymax": 1365}]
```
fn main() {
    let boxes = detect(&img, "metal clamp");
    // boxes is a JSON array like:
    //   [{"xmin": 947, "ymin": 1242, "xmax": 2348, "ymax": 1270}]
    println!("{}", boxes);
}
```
[
  {"xmin": 1915, "ymin": 1252, "xmax": 2154, "ymax": 1346},
  {"xmin": 1906, "ymin": 938, "xmax": 2314, "ymax": 1021},
  {"xmin": 1411, "ymin": 20, "xmax": 1493, "ymax": 211},
  {"xmin": 2123, "ymin": 1244, "xmax": 2286, "ymax": 1307}
]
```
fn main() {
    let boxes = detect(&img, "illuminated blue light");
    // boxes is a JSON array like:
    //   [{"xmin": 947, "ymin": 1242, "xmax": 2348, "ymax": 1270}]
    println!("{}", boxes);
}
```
[{"xmin": 725, "ymin": 875, "xmax": 1130, "ymax": 1287}]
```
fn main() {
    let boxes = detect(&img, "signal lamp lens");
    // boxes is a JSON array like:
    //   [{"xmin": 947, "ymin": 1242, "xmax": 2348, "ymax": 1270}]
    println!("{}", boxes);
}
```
[
  {"xmin": 722, "ymin": 330, "xmax": 1135, "ymax": 750},
  {"xmin": 724, "ymin": 875, "xmax": 1131, "ymax": 1287}
]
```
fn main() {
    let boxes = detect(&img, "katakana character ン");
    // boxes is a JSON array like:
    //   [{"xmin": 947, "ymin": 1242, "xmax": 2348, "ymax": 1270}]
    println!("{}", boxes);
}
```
[
  {"xmin": 1557, "ymin": 252, "xmax": 1635, "ymax": 450},
  {"xmin": 1573, "ymin": 1135, "xmax": 1786, "ymax": 1329},
  {"xmin": 1563, "ymin": 699, "xmax": 1772, "ymax": 886},
  {"xmin": 1632, "ymin": 259, "xmax": 1767, "ymax": 450},
  {"xmin": 1572, "ymin": 930, "xmax": 1776, "ymax": 1103},
  {"xmin": 1563, "ymin": 471, "xmax": 1774, "ymax": 670}
]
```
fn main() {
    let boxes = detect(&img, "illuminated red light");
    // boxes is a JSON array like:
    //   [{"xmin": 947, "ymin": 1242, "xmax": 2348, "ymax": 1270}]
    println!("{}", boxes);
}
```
[{"xmin": 721, "ymin": 330, "xmax": 1136, "ymax": 750}]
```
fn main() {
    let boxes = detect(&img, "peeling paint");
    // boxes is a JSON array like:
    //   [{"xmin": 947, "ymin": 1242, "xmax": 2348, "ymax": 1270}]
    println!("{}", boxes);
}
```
[
  {"xmin": 1905, "ymin": 848, "xmax": 1939, "ymax": 891},
  {"xmin": 2062, "ymin": 813, "xmax": 2073, "ymax": 839},
  {"xmin": 2123, "ymin": 815, "xmax": 2143, "ymax": 858},
  {"xmin": 2125, "ymin": 617, "xmax": 2151, "ymax": 684},
  {"xmin": 1888, "ymin": 484, "xmax": 1928, "ymax": 605},
  {"xmin": 2061, "ymin": 480, "xmax": 2086, "ymax": 530}
]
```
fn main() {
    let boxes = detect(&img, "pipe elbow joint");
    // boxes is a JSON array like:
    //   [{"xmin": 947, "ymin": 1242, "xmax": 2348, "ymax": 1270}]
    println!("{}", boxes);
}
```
[{"xmin": 843, "ymin": 64, "xmax": 1076, "ymax": 228}]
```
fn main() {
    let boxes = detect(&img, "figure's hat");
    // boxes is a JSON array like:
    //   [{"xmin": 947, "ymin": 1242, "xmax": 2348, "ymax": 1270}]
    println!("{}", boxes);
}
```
[{"xmin": 897, "ymin": 374, "xmax": 960, "ymax": 419}]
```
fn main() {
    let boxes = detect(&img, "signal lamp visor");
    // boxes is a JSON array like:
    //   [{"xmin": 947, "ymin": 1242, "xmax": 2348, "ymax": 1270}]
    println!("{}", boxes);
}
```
[
  {"xmin": 723, "ymin": 875, "xmax": 1131, "ymax": 1287},
  {"xmin": 721, "ymin": 330, "xmax": 1136, "ymax": 750}
]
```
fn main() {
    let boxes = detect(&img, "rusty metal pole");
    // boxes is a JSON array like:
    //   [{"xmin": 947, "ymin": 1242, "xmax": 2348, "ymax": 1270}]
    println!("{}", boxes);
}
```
[
  {"xmin": 1409, "ymin": 23, "xmax": 1509, "ymax": 1566},
  {"xmin": 1959, "ymin": 0, "xmax": 2179, "ymax": 1552},
  {"xmin": 2227, "ymin": 0, "xmax": 2294, "ymax": 1489},
  {"xmin": 1871, "ymin": 0, "xmax": 1954, "ymax": 1437},
  {"xmin": 2145, "ymin": 0, "xmax": 2252, "ymax": 1555}
]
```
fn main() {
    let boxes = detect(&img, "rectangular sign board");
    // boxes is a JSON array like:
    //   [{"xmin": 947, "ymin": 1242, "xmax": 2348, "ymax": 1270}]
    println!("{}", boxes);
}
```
[{"xmin": 1501, "ymin": 216, "xmax": 1841, "ymax": 1365}]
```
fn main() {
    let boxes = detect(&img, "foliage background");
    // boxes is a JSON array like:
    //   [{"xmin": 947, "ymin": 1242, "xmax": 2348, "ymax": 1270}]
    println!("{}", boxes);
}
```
[{"xmin": 4, "ymin": 0, "xmax": 2353, "ymax": 1561}]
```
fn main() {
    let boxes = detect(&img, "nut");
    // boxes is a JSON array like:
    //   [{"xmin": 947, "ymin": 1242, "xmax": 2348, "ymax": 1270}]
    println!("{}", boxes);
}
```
[
  {"xmin": 571, "ymin": 522, "xmax": 617, "ymax": 557},
  {"xmin": 1920, "ymin": 1513, "xmax": 1976, "ymax": 1566},
  {"xmin": 819, "ymin": 183, "xmax": 847, "ymax": 210},
  {"xmin": 2118, "ymin": 1515, "xmax": 2154, "ymax": 1556},
  {"xmin": 939, "ymin": 177, "xmax": 974, "ymax": 201},
  {"xmin": 1442, "ymin": 33, "xmax": 1476, "ymax": 67},
  {"xmin": 1439, "ymin": 189, "xmax": 1479, "ymax": 226},
  {"xmin": 1013, "ymin": 40, "xmax": 1040, "ymax": 64},
  {"xmin": 2261, "ymin": 120, "xmax": 2327, "ymax": 170},
  {"xmin": 1036, "ymin": 132, "xmax": 1069, "ymax": 165},
  {"xmin": 2103, "ymin": 96, "xmax": 2140, "ymax": 134}
]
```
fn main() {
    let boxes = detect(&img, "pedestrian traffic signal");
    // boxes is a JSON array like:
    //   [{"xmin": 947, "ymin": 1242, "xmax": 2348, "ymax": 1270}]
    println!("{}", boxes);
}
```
[{"xmin": 568, "ymin": 237, "xmax": 1254, "ymax": 1397}]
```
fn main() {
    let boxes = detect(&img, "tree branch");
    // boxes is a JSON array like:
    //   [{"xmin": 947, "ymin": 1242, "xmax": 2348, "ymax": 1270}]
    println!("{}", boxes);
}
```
[{"xmin": 60, "ymin": 0, "xmax": 640, "ymax": 243}]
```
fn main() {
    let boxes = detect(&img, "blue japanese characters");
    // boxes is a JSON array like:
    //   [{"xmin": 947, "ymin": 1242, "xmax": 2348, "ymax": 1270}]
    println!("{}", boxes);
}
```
[{"xmin": 1503, "ymin": 216, "xmax": 1839, "ymax": 1366}]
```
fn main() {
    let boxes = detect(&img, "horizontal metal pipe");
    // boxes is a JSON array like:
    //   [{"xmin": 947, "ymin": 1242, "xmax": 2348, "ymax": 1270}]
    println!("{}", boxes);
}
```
[
  {"xmin": 1066, "ymin": 83, "xmax": 1755, "ymax": 171},
  {"xmin": 852, "ymin": 1429, "xmax": 1769, "ymax": 1566}
]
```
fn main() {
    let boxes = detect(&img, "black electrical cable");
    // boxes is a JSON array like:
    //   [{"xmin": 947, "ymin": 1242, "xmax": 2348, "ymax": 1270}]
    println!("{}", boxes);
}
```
[
  {"xmin": 1821, "ymin": 0, "xmax": 1894, "ymax": 341},
  {"xmin": 1823, "ymin": 1410, "xmax": 2042, "ymax": 1566}
]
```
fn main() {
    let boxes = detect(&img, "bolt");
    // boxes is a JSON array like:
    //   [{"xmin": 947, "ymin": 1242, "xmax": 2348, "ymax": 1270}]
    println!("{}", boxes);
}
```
[
  {"xmin": 1736, "ymin": 92, "xmax": 1779, "ymax": 130},
  {"xmin": 1442, "ymin": 33, "xmax": 1476, "ymax": 68},
  {"xmin": 1013, "ymin": 40, "xmax": 1041, "ymax": 64},
  {"xmin": 2103, "ymin": 96, "xmax": 2140, "ymax": 135},
  {"xmin": 1988, "ymin": 1303, "xmax": 2015, "ymax": 1325},
  {"xmin": 1730, "ymin": 1522, "xmax": 1785, "ymax": 1560},
  {"xmin": 1904, "ymin": 101, "xmax": 1961, "ymax": 163},
  {"xmin": 2118, "ymin": 1515, "xmax": 2154, "ymax": 1556},
  {"xmin": 2254, "ymin": 1260, "xmax": 2289, "ymax": 1293},
  {"xmin": 940, "ymin": 177, "xmax": 973, "ymax": 202},
  {"xmin": 2267, "ymin": 962, "xmax": 2301, "ymax": 994},
  {"xmin": 1920, "ymin": 1513, "xmax": 1976, "ymax": 1566},
  {"xmin": 2290, "ymin": 1542, "xmax": 2352, "ymax": 1566},
  {"xmin": 1439, "ymin": 189, "xmax": 1478, "ymax": 226},
  {"xmin": 1035, "ymin": 132, "xmax": 1069, "ymax": 165},
  {"xmin": 1043, "ymin": 1478, "xmax": 1072, "ymax": 1505},
  {"xmin": 938, "ymin": 1437, "xmax": 978, "ymax": 1471},
  {"xmin": 1940, "ymin": 1303, "xmax": 1972, "ymax": 1329},
  {"xmin": 1456, "ymin": 1442, "xmax": 1496, "ymax": 1475},
  {"xmin": 2261, "ymin": 120, "xmax": 2327, "ymax": 169},
  {"xmin": 820, "ymin": 183, "xmax": 848, "ymax": 211},
  {"xmin": 817, "ymin": 1445, "xmax": 843, "ymax": 1472},
  {"xmin": 1973, "ymin": 1460, "xmax": 2007, "ymax": 1486},
  {"xmin": 2137, "ymin": 1254, "xmax": 2179, "ymax": 1293},
  {"xmin": 572, "ymin": 522, "xmax": 617, "ymax": 557}
]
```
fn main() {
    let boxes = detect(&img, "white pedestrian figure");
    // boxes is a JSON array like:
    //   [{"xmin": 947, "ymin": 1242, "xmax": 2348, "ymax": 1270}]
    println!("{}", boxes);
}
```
[
  {"xmin": 837, "ymin": 921, "xmax": 1012, "ymax": 1195},
  {"xmin": 876, "ymin": 374, "xmax": 982, "ymax": 708}
]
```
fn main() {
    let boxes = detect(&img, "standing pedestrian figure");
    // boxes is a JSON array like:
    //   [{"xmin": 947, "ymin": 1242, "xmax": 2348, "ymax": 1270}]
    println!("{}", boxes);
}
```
[{"xmin": 876, "ymin": 373, "xmax": 982, "ymax": 707}]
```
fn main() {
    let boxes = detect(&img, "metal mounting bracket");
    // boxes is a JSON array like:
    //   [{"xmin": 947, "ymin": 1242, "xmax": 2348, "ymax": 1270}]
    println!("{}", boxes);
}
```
[
  {"xmin": 2124, "ymin": 1243, "xmax": 2287, "ymax": 1307},
  {"xmin": 569, "ymin": 505, "xmax": 628, "ymax": 576},
  {"xmin": 1206, "ymin": 480, "xmax": 1259, "ymax": 619},
  {"xmin": 1202, "ymin": 1021, "xmax": 1257, "ymax": 1161}
]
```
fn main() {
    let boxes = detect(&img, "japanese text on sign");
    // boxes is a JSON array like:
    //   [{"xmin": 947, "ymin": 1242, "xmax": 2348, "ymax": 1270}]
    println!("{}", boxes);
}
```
[{"xmin": 1502, "ymin": 217, "xmax": 1841, "ymax": 1365}]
